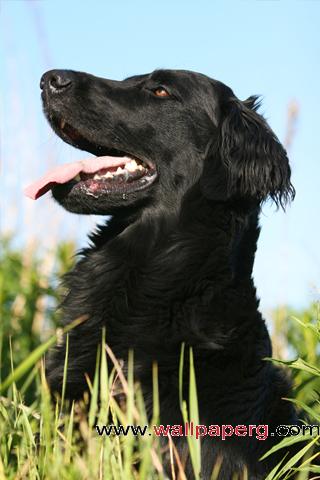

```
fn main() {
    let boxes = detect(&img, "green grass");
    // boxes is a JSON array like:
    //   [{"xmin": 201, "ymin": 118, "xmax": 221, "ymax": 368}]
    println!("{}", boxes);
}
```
[
  {"xmin": 1, "ymin": 315, "xmax": 319, "ymax": 479},
  {"xmin": 0, "ymin": 237, "xmax": 320, "ymax": 479}
]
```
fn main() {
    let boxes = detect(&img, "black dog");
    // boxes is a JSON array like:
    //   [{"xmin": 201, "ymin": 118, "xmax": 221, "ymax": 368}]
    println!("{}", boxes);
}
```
[{"xmin": 27, "ymin": 68, "xmax": 297, "ymax": 479}]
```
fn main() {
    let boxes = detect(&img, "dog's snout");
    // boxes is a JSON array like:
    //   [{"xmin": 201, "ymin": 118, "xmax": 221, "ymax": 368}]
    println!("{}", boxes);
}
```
[{"xmin": 40, "ymin": 70, "xmax": 73, "ymax": 94}]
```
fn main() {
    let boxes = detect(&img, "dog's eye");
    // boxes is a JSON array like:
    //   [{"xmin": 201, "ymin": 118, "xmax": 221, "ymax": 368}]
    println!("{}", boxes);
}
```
[{"xmin": 153, "ymin": 87, "xmax": 170, "ymax": 97}]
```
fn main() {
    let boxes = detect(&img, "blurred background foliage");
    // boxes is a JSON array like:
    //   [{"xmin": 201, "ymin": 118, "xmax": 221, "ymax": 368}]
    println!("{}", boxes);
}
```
[{"xmin": 0, "ymin": 236, "xmax": 75, "ymax": 401}]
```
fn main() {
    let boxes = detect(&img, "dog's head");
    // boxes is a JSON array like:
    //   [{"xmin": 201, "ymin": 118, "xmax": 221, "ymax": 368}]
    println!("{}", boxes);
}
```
[{"xmin": 26, "ymin": 69, "xmax": 294, "ymax": 215}]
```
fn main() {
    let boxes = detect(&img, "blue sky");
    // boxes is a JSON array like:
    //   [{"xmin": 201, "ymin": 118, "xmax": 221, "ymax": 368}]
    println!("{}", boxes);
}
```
[{"xmin": 1, "ymin": 0, "xmax": 319, "ymax": 311}]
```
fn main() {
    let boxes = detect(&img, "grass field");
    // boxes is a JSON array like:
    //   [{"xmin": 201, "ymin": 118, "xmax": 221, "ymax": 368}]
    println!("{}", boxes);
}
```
[{"xmin": 1, "ymin": 237, "xmax": 319, "ymax": 479}]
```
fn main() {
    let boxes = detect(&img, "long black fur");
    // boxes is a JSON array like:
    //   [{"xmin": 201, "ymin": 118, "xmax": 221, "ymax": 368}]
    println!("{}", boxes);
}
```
[{"xmin": 40, "ymin": 68, "xmax": 297, "ymax": 479}]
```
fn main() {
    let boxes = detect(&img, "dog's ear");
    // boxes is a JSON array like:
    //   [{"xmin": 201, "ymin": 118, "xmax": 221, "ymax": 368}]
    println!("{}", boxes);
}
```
[{"xmin": 202, "ymin": 95, "xmax": 295, "ymax": 207}]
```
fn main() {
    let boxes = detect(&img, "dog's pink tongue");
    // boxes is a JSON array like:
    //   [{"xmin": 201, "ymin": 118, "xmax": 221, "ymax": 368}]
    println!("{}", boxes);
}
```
[{"xmin": 24, "ymin": 156, "xmax": 130, "ymax": 200}]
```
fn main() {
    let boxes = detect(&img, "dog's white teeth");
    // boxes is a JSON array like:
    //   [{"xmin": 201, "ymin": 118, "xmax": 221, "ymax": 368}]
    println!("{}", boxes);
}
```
[
  {"xmin": 74, "ymin": 174, "xmax": 81, "ymax": 181},
  {"xmin": 88, "ymin": 159, "xmax": 147, "ymax": 182},
  {"xmin": 126, "ymin": 160, "xmax": 139, "ymax": 172},
  {"xmin": 60, "ymin": 119, "xmax": 66, "ymax": 130},
  {"xmin": 126, "ymin": 160, "xmax": 147, "ymax": 172}
]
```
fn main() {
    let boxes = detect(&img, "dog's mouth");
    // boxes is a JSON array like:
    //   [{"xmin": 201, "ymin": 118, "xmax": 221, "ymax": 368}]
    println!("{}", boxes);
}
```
[{"xmin": 24, "ymin": 117, "xmax": 157, "ymax": 201}]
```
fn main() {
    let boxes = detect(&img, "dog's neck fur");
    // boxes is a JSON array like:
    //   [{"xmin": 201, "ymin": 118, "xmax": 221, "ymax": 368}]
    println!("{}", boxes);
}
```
[
  {"xmin": 57, "ymin": 195, "xmax": 267, "ymax": 376},
  {"xmin": 88, "ymin": 191, "xmax": 260, "ymax": 293}
]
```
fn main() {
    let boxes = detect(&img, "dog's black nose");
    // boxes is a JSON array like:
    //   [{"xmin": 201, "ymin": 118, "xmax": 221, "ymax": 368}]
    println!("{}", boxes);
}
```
[{"xmin": 40, "ymin": 70, "xmax": 73, "ymax": 93}]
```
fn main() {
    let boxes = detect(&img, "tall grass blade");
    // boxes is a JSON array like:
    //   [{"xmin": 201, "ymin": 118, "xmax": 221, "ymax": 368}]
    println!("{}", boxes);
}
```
[{"xmin": 0, "ymin": 316, "xmax": 86, "ymax": 393}]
